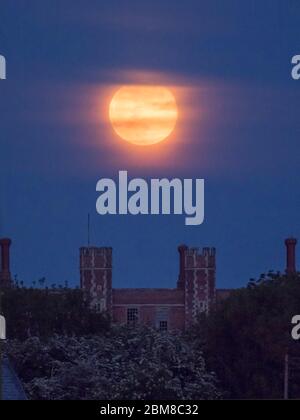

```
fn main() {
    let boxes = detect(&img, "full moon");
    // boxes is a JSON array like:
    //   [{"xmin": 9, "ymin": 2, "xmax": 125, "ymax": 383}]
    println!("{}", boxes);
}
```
[{"xmin": 109, "ymin": 85, "xmax": 178, "ymax": 146}]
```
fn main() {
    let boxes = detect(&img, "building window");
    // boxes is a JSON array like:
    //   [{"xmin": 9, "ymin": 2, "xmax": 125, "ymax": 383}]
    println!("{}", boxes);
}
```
[
  {"xmin": 159, "ymin": 320, "xmax": 168, "ymax": 332},
  {"xmin": 127, "ymin": 308, "xmax": 139, "ymax": 325},
  {"xmin": 199, "ymin": 301, "xmax": 207, "ymax": 312},
  {"xmin": 156, "ymin": 307, "xmax": 169, "ymax": 331},
  {"xmin": 95, "ymin": 298, "xmax": 105, "ymax": 313}
]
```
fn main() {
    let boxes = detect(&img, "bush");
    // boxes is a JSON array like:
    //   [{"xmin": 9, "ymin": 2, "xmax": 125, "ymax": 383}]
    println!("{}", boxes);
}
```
[
  {"xmin": 2, "ymin": 287, "xmax": 110, "ymax": 339},
  {"xmin": 194, "ymin": 272, "xmax": 300, "ymax": 399},
  {"xmin": 6, "ymin": 326, "xmax": 223, "ymax": 400}
]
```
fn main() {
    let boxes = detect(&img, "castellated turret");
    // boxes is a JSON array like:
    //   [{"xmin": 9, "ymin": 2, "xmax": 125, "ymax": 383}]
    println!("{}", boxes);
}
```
[
  {"xmin": 177, "ymin": 246, "xmax": 216, "ymax": 328},
  {"xmin": 80, "ymin": 247, "xmax": 112, "ymax": 314}
]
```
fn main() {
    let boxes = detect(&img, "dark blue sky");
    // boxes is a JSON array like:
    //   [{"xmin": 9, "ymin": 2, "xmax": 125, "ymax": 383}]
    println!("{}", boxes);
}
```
[{"xmin": 0, "ymin": 0, "xmax": 299, "ymax": 289}]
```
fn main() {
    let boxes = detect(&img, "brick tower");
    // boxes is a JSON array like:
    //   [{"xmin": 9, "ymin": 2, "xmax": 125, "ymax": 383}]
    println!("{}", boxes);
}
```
[
  {"xmin": 177, "ymin": 245, "xmax": 216, "ymax": 328},
  {"xmin": 80, "ymin": 246, "xmax": 112, "ymax": 314},
  {"xmin": 0, "ymin": 238, "xmax": 12, "ymax": 288}
]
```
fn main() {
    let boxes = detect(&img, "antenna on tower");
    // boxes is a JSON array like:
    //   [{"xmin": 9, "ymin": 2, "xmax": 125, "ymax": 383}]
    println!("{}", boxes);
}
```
[{"xmin": 87, "ymin": 213, "xmax": 90, "ymax": 247}]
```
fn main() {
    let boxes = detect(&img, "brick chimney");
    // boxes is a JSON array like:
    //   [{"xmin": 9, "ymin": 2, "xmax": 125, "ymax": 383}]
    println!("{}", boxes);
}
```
[
  {"xmin": 0, "ymin": 238, "xmax": 12, "ymax": 288},
  {"xmin": 285, "ymin": 237, "xmax": 297, "ymax": 275},
  {"xmin": 177, "ymin": 244, "xmax": 188, "ymax": 289}
]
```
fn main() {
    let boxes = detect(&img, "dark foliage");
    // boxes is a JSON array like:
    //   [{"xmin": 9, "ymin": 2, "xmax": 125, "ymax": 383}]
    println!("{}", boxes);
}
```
[
  {"xmin": 6, "ymin": 327, "xmax": 223, "ymax": 400},
  {"xmin": 190, "ymin": 272, "xmax": 300, "ymax": 399},
  {"xmin": 2, "ymin": 287, "xmax": 110, "ymax": 339}
]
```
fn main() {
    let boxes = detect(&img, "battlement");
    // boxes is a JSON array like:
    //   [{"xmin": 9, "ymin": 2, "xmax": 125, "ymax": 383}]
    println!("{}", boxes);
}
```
[
  {"xmin": 80, "ymin": 247, "xmax": 112, "ymax": 256},
  {"xmin": 184, "ymin": 246, "xmax": 216, "ymax": 270},
  {"xmin": 80, "ymin": 247, "xmax": 112, "ymax": 270},
  {"xmin": 186, "ymin": 247, "xmax": 216, "ymax": 257}
]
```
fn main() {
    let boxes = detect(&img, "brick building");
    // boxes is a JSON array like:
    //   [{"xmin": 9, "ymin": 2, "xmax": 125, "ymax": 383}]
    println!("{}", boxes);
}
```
[
  {"xmin": 80, "ymin": 244, "xmax": 221, "ymax": 331},
  {"xmin": 0, "ymin": 236, "xmax": 297, "ymax": 332},
  {"xmin": 80, "ymin": 238, "xmax": 298, "ymax": 331}
]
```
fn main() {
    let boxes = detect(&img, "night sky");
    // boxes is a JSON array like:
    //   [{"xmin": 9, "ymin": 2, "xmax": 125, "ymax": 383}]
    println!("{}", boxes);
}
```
[{"xmin": 0, "ymin": 1, "xmax": 299, "ymax": 289}]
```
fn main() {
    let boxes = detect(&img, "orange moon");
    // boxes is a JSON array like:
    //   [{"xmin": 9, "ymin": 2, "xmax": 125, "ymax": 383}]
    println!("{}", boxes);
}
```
[{"xmin": 109, "ymin": 85, "xmax": 178, "ymax": 146}]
